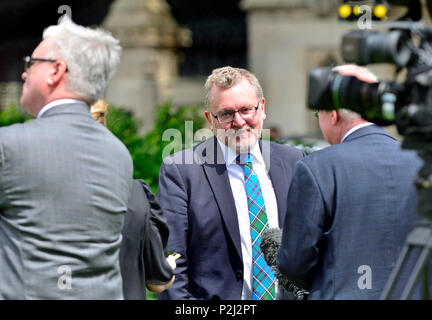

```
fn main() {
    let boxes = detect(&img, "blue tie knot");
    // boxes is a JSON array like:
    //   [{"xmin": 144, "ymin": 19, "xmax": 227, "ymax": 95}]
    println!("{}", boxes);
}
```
[{"xmin": 236, "ymin": 153, "xmax": 253, "ymax": 165}]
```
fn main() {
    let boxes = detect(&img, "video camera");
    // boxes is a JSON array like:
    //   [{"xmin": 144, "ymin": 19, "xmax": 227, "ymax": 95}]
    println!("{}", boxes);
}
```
[
  {"xmin": 308, "ymin": 22, "xmax": 432, "ymax": 142},
  {"xmin": 308, "ymin": 21, "xmax": 432, "ymax": 219}
]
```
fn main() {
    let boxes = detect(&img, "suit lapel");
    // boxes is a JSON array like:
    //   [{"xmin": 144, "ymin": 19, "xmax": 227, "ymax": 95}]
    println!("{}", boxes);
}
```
[
  {"xmin": 263, "ymin": 142, "xmax": 288, "ymax": 227},
  {"xmin": 200, "ymin": 137, "xmax": 242, "ymax": 261}
]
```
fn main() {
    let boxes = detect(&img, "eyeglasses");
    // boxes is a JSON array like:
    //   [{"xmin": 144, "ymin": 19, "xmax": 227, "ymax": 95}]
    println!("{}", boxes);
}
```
[
  {"xmin": 211, "ymin": 102, "xmax": 260, "ymax": 124},
  {"xmin": 23, "ymin": 56, "xmax": 68, "ymax": 72}
]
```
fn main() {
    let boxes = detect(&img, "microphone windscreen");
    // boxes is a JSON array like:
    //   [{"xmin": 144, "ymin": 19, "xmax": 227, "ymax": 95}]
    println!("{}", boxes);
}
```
[{"xmin": 260, "ymin": 228, "xmax": 283, "ymax": 266}]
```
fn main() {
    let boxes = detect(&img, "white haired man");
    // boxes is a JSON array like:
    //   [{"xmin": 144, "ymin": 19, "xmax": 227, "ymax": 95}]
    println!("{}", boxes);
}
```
[
  {"xmin": 0, "ymin": 17, "xmax": 133, "ymax": 299},
  {"xmin": 277, "ymin": 64, "xmax": 426, "ymax": 299}
]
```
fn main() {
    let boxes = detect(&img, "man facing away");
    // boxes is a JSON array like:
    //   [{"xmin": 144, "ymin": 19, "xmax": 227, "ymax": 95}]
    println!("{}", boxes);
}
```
[
  {"xmin": 157, "ymin": 66, "xmax": 304, "ymax": 300},
  {"xmin": 277, "ymin": 64, "xmax": 426, "ymax": 299},
  {"xmin": 0, "ymin": 17, "xmax": 133, "ymax": 299}
]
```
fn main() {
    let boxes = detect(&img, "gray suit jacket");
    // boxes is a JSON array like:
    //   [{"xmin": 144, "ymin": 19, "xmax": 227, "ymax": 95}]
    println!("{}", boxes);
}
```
[
  {"xmin": 0, "ymin": 103, "xmax": 133, "ymax": 299},
  {"xmin": 277, "ymin": 125, "xmax": 425, "ymax": 299},
  {"xmin": 157, "ymin": 137, "xmax": 304, "ymax": 300}
]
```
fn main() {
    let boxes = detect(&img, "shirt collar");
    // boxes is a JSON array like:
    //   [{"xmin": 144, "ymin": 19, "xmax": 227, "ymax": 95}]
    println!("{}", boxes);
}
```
[
  {"xmin": 37, "ymin": 99, "xmax": 89, "ymax": 118},
  {"xmin": 216, "ymin": 137, "xmax": 263, "ymax": 166},
  {"xmin": 341, "ymin": 122, "xmax": 374, "ymax": 142}
]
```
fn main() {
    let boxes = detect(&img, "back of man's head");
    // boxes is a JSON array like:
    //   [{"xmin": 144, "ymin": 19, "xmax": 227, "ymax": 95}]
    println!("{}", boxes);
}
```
[{"xmin": 43, "ymin": 16, "xmax": 122, "ymax": 104}]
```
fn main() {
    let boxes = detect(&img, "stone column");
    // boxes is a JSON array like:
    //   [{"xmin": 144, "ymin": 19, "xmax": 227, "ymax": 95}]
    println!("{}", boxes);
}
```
[{"xmin": 103, "ymin": 0, "xmax": 190, "ymax": 133}]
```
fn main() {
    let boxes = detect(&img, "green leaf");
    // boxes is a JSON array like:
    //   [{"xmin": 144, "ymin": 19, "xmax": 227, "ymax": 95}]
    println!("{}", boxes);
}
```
[
  {"xmin": 107, "ymin": 102, "xmax": 206, "ymax": 192},
  {"xmin": 0, "ymin": 103, "xmax": 31, "ymax": 126}
]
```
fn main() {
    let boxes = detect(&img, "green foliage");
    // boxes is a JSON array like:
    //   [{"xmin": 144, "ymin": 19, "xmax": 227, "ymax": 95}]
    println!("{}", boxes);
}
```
[
  {"xmin": 288, "ymin": 138, "xmax": 324, "ymax": 155},
  {"xmin": 107, "ymin": 101, "xmax": 206, "ymax": 192},
  {"xmin": 272, "ymin": 135, "xmax": 323, "ymax": 156},
  {"xmin": 0, "ymin": 103, "xmax": 31, "ymax": 126},
  {"xmin": 107, "ymin": 102, "xmax": 206, "ymax": 300},
  {"xmin": 146, "ymin": 290, "xmax": 157, "ymax": 300}
]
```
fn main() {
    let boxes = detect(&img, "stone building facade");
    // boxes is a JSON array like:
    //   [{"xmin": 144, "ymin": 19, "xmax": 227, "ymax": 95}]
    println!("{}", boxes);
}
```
[
  {"xmin": 239, "ymin": 0, "xmax": 416, "ymax": 139},
  {"xmin": 1, "ymin": 0, "xmax": 429, "ymax": 140},
  {"xmin": 103, "ymin": 0, "xmax": 426, "ymax": 139},
  {"xmin": 102, "ymin": 0, "xmax": 192, "ymax": 133}
]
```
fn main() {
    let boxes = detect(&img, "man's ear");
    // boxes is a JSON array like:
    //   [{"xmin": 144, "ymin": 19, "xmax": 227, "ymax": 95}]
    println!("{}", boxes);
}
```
[
  {"xmin": 260, "ymin": 97, "xmax": 266, "ymax": 120},
  {"xmin": 47, "ymin": 60, "xmax": 67, "ymax": 86},
  {"xmin": 331, "ymin": 110, "xmax": 339, "ymax": 125},
  {"xmin": 204, "ymin": 111, "xmax": 214, "ymax": 130}
]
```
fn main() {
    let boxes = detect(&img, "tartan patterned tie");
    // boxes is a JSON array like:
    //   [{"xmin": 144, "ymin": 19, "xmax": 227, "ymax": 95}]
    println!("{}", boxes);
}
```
[{"xmin": 237, "ymin": 154, "xmax": 276, "ymax": 300}]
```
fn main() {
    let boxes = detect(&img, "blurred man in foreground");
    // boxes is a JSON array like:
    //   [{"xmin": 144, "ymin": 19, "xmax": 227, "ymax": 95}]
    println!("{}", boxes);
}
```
[{"xmin": 0, "ymin": 17, "xmax": 133, "ymax": 299}]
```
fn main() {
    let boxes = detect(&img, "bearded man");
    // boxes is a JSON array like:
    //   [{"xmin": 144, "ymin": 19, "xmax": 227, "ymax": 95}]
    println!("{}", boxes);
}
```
[{"xmin": 157, "ymin": 66, "xmax": 304, "ymax": 300}]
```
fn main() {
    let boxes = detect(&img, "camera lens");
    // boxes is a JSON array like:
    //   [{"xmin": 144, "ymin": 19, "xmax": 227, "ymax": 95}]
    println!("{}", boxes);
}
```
[
  {"xmin": 308, "ymin": 67, "xmax": 396, "ymax": 126},
  {"xmin": 367, "ymin": 31, "xmax": 411, "ymax": 67},
  {"xmin": 342, "ymin": 30, "xmax": 411, "ymax": 67}
]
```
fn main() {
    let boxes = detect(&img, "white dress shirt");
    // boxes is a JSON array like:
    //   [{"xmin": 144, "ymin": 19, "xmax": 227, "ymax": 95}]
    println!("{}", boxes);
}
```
[
  {"xmin": 217, "ymin": 139, "xmax": 279, "ymax": 299},
  {"xmin": 341, "ymin": 122, "xmax": 374, "ymax": 142},
  {"xmin": 37, "ymin": 99, "xmax": 89, "ymax": 118}
]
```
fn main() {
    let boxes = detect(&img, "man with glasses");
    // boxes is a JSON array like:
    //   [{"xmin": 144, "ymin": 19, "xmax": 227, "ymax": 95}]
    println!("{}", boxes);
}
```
[
  {"xmin": 0, "ymin": 17, "xmax": 133, "ymax": 299},
  {"xmin": 157, "ymin": 66, "xmax": 304, "ymax": 300}
]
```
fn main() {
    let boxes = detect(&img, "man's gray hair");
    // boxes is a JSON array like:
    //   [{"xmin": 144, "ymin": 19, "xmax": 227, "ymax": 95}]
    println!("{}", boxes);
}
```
[
  {"xmin": 204, "ymin": 66, "xmax": 263, "ymax": 108},
  {"xmin": 332, "ymin": 64, "xmax": 378, "ymax": 122},
  {"xmin": 43, "ymin": 16, "xmax": 121, "ymax": 104}
]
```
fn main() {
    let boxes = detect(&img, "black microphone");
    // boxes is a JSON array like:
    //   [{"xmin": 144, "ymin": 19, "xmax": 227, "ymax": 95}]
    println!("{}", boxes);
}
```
[{"xmin": 261, "ymin": 227, "xmax": 309, "ymax": 300}]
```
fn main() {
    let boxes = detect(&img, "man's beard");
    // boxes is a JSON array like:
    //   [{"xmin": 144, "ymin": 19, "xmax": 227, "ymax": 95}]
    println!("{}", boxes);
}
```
[{"xmin": 214, "ymin": 126, "xmax": 262, "ymax": 154}]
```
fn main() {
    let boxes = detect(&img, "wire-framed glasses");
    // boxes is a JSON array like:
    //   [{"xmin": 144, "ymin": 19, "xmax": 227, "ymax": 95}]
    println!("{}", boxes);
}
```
[
  {"xmin": 211, "ymin": 102, "xmax": 260, "ymax": 124},
  {"xmin": 23, "ymin": 56, "xmax": 68, "ymax": 72}
]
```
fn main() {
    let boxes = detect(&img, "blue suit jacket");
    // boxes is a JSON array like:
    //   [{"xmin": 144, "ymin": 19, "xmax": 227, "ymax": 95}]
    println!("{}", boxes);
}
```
[
  {"xmin": 157, "ymin": 137, "xmax": 304, "ymax": 299},
  {"xmin": 277, "ymin": 125, "xmax": 426, "ymax": 299}
]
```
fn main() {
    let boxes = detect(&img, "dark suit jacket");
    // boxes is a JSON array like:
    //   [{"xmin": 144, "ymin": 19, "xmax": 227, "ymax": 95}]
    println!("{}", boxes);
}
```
[
  {"xmin": 157, "ymin": 137, "xmax": 304, "ymax": 300},
  {"xmin": 120, "ymin": 179, "xmax": 173, "ymax": 300},
  {"xmin": 277, "ymin": 125, "xmax": 426, "ymax": 299}
]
